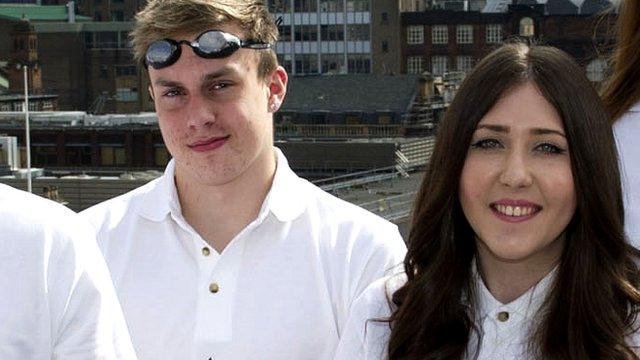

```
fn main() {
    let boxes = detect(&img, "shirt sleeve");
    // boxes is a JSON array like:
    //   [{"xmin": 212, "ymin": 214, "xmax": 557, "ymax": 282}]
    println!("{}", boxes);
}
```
[
  {"xmin": 49, "ymin": 219, "xmax": 137, "ymax": 359},
  {"xmin": 334, "ymin": 277, "xmax": 396, "ymax": 360}
]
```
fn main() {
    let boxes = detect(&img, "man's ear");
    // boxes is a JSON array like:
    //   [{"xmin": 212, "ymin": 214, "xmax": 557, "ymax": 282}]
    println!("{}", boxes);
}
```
[
  {"xmin": 148, "ymin": 85, "xmax": 155, "ymax": 101},
  {"xmin": 267, "ymin": 66, "xmax": 288, "ymax": 113}
]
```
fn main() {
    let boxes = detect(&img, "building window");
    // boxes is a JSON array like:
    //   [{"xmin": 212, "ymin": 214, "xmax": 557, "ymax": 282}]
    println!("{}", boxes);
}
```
[
  {"xmin": 407, "ymin": 26, "xmax": 424, "ymax": 45},
  {"xmin": 486, "ymin": 24, "xmax": 502, "ymax": 43},
  {"xmin": 100, "ymin": 146, "xmax": 126, "ymax": 166},
  {"xmin": 432, "ymin": 56, "xmax": 448, "ymax": 76},
  {"xmin": 294, "ymin": 0, "xmax": 317, "ymax": 12},
  {"xmin": 321, "ymin": 54, "xmax": 344, "ymax": 74},
  {"xmin": 347, "ymin": 24, "xmax": 370, "ymax": 41},
  {"xmin": 586, "ymin": 58, "xmax": 607, "ymax": 82},
  {"xmin": 432, "ymin": 25, "xmax": 448, "ymax": 44},
  {"xmin": 346, "ymin": 0, "xmax": 369, "ymax": 11},
  {"xmin": 154, "ymin": 145, "xmax": 170, "ymax": 167},
  {"xmin": 456, "ymin": 56, "xmax": 473, "ymax": 72},
  {"xmin": 348, "ymin": 54, "xmax": 370, "ymax": 73},
  {"xmin": 320, "ymin": 25, "xmax": 345, "ymax": 41},
  {"xmin": 116, "ymin": 88, "xmax": 138, "ymax": 102},
  {"xmin": 381, "ymin": 41, "xmax": 388, "ymax": 53},
  {"xmin": 407, "ymin": 56, "xmax": 424, "ymax": 74},
  {"xmin": 278, "ymin": 25, "xmax": 291, "ymax": 41},
  {"xmin": 294, "ymin": 25, "xmax": 318, "ymax": 41},
  {"xmin": 295, "ymin": 54, "xmax": 319, "ymax": 74},
  {"xmin": 456, "ymin": 25, "xmax": 473, "ymax": 44},
  {"xmin": 381, "ymin": 12, "xmax": 388, "ymax": 24},
  {"xmin": 320, "ymin": 0, "xmax": 343, "ymax": 12},
  {"xmin": 115, "ymin": 65, "xmax": 137, "ymax": 76},
  {"xmin": 520, "ymin": 17, "xmax": 534, "ymax": 37}
]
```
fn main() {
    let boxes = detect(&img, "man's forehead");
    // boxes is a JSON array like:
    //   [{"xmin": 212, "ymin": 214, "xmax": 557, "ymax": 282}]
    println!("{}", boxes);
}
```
[{"xmin": 167, "ymin": 22, "xmax": 246, "ymax": 42}]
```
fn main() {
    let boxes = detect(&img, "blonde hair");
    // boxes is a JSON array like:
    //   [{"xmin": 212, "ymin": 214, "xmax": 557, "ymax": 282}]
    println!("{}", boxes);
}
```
[{"xmin": 131, "ymin": 0, "xmax": 279, "ymax": 79}]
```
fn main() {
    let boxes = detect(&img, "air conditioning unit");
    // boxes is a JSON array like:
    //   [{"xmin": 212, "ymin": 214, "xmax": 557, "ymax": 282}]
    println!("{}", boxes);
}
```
[{"xmin": 0, "ymin": 136, "xmax": 20, "ymax": 173}]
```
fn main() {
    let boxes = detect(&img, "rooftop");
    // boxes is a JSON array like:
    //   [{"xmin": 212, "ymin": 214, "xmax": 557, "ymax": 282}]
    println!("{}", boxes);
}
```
[
  {"xmin": 282, "ymin": 74, "xmax": 420, "ymax": 114},
  {"xmin": 0, "ymin": 4, "xmax": 91, "ymax": 22}
]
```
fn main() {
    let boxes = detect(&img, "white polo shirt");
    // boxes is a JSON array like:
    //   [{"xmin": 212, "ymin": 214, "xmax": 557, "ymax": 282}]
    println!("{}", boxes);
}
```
[
  {"xmin": 614, "ymin": 102, "xmax": 640, "ymax": 246},
  {"xmin": 335, "ymin": 264, "xmax": 640, "ymax": 359},
  {"xmin": 0, "ymin": 184, "xmax": 136, "ymax": 359},
  {"xmin": 81, "ymin": 148, "xmax": 407, "ymax": 360}
]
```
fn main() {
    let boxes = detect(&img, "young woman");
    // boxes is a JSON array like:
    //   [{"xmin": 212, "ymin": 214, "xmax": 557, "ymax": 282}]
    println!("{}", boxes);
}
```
[
  {"xmin": 334, "ymin": 42, "xmax": 640, "ymax": 360},
  {"xmin": 602, "ymin": 0, "xmax": 640, "ymax": 246}
]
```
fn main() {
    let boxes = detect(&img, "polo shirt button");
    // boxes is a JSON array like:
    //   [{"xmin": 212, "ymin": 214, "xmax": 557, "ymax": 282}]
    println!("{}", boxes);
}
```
[
  {"xmin": 209, "ymin": 282, "xmax": 220, "ymax": 294},
  {"xmin": 497, "ymin": 311, "xmax": 509, "ymax": 322},
  {"xmin": 202, "ymin": 247, "xmax": 211, "ymax": 256}
]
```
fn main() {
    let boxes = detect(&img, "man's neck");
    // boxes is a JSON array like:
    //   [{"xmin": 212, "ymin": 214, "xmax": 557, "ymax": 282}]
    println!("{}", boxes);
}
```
[{"xmin": 174, "ymin": 149, "xmax": 277, "ymax": 253}]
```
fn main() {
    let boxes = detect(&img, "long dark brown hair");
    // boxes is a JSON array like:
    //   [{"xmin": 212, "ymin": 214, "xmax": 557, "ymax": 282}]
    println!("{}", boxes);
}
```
[
  {"xmin": 601, "ymin": 0, "xmax": 640, "ymax": 121},
  {"xmin": 388, "ymin": 42, "xmax": 640, "ymax": 359}
]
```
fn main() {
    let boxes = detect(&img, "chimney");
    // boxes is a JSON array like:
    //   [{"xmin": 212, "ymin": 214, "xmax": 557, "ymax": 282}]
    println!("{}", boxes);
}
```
[{"xmin": 67, "ymin": 1, "xmax": 76, "ymax": 23}]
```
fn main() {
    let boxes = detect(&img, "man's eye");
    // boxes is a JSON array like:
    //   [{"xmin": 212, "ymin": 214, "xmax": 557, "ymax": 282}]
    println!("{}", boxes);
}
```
[
  {"xmin": 211, "ymin": 82, "xmax": 231, "ymax": 91},
  {"xmin": 163, "ymin": 89, "xmax": 183, "ymax": 97},
  {"xmin": 471, "ymin": 138, "xmax": 502, "ymax": 150}
]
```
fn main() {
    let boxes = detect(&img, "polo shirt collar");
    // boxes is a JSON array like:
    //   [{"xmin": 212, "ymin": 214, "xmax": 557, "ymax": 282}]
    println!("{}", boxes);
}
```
[
  {"xmin": 138, "ymin": 159, "xmax": 181, "ymax": 222},
  {"xmin": 629, "ymin": 101, "xmax": 640, "ymax": 113},
  {"xmin": 137, "ymin": 147, "xmax": 307, "ymax": 223}
]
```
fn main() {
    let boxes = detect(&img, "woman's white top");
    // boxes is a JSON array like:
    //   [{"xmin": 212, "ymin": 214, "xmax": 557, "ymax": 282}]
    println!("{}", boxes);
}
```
[
  {"xmin": 334, "ymin": 266, "xmax": 565, "ymax": 360},
  {"xmin": 614, "ymin": 102, "xmax": 640, "ymax": 247}
]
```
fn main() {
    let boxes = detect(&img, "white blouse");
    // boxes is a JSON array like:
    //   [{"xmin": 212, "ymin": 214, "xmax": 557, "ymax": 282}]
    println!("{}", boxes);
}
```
[
  {"xmin": 614, "ymin": 102, "xmax": 640, "ymax": 247},
  {"xmin": 334, "ymin": 266, "xmax": 591, "ymax": 360}
]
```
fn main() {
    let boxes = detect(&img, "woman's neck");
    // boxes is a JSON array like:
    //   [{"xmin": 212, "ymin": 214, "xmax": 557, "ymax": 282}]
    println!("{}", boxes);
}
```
[{"xmin": 476, "ymin": 242, "xmax": 562, "ymax": 304}]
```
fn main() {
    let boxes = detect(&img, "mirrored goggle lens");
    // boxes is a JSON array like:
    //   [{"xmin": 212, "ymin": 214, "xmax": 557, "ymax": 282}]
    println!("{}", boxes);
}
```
[
  {"xmin": 197, "ymin": 31, "xmax": 237, "ymax": 55},
  {"xmin": 146, "ymin": 40, "xmax": 175, "ymax": 64}
]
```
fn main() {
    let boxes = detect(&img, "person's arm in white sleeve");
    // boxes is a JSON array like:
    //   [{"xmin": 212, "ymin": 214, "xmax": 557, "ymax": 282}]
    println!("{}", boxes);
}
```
[{"xmin": 48, "ymin": 218, "xmax": 137, "ymax": 359}]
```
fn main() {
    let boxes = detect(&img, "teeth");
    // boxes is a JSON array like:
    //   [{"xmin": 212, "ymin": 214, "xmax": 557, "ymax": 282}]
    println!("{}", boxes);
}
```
[{"xmin": 495, "ymin": 205, "xmax": 536, "ymax": 217}]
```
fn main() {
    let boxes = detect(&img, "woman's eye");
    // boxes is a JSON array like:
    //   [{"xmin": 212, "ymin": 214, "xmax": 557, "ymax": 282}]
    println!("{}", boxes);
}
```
[
  {"xmin": 536, "ymin": 143, "xmax": 566, "ymax": 155},
  {"xmin": 471, "ymin": 138, "xmax": 502, "ymax": 150}
]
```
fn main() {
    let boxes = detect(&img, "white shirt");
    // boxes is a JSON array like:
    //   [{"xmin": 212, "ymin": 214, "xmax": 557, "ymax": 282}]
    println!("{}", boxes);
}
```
[
  {"xmin": 0, "ymin": 184, "xmax": 136, "ymax": 360},
  {"xmin": 614, "ymin": 102, "xmax": 640, "ymax": 246},
  {"xmin": 81, "ymin": 148, "xmax": 407, "ymax": 360},
  {"xmin": 334, "ymin": 266, "xmax": 562, "ymax": 360}
]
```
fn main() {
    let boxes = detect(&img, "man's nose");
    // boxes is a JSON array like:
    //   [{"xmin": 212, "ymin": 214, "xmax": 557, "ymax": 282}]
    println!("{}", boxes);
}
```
[{"xmin": 186, "ymin": 94, "xmax": 215, "ymax": 129}]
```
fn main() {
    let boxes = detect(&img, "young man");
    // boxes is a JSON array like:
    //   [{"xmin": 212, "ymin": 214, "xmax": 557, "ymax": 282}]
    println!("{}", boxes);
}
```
[
  {"xmin": 0, "ymin": 184, "xmax": 136, "ymax": 359},
  {"xmin": 80, "ymin": 1, "xmax": 406, "ymax": 359}
]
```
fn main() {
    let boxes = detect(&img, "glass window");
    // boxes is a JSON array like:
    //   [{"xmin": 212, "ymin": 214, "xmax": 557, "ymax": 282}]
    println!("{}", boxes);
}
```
[
  {"xmin": 116, "ymin": 88, "xmax": 138, "ymax": 102},
  {"xmin": 485, "ymin": 24, "xmax": 502, "ymax": 44},
  {"xmin": 100, "ymin": 146, "xmax": 126, "ymax": 166},
  {"xmin": 519, "ymin": 17, "xmax": 534, "ymax": 37},
  {"xmin": 407, "ymin": 56, "xmax": 424, "ymax": 74},
  {"xmin": 347, "ymin": 24, "xmax": 370, "ymax": 41},
  {"xmin": 456, "ymin": 25, "xmax": 473, "ymax": 44},
  {"xmin": 294, "ymin": 25, "xmax": 318, "ymax": 41},
  {"xmin": 586, "ymin": 58, "xmax": 607, "ymax": 82},
  {"xmin": 278, "ymin": 25, "xmax": 291, "ymax": 42},
  {"xmin": 295, "ymin": 54, "xmax": 319, "ymax": 74},
  {"xmin": 432, "ymin": 25, "xmax": 448, "ymax": 44},
  {"xmin": 295, "ymin": 0, "xmax": 317, "ymax": 12},
  {"xmin": 154, "ymin": 146, "xmax": 170, "ymax": 167},
  {"xmin": 456, "ymin": 56, "xmax": 473, "ymax": 72},
  {"xmin": 432, "ymin": 56, "xmax": 448, "ymax": 76},
  {"xmin": 320, "ymin": 0, "xmax": 343, "ymax": 11},
  {"xmin": 346, "ymin": 0, "xmax": 369, "ymax": 11},
  {"xmin": 348, "ymin": 54, "xmax": 370, "ymax": 73},
  {"xmin": 320, "ymin": 25, "xmax": 345, "ymax": 41},
  {"xmin": 407, "ymin": 25, "xmax": 424, "ymax": 45},
  {"xmin": 321, "ymin": 54, "xmax": 345, "ymax": 74}
]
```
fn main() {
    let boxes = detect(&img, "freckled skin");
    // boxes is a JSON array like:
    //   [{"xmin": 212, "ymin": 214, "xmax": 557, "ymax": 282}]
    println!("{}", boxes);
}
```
[
  {"xmin": 459, "ymin": 82, "xmax": 577, "ymax": 266},
  {"xmin": 148, "ymin": 23, "xmax": 279, "ymax": 188}
]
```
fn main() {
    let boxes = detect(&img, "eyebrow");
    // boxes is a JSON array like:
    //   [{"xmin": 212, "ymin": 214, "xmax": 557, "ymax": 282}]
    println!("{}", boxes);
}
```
[
  {"xmin": 153, "ymin": 66, "xmax": 241, "ymax": 88},
  {"xmin": 476, "ymin": 124, "xmax": 566, "ymax": 138}
]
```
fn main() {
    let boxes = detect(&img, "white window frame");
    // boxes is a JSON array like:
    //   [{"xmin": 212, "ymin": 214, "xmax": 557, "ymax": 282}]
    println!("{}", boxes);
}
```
[
  {"xmin": 431, "ymin": 25, "xmax": 448, "ymax": 44},
  {"xmin": 456, "ymin": 25, "xmax": 473, "ymax": 44},
  {"xmin": 485, "ymin": 24, "xmax": 502, "ymax": 44},
  {"xmin": 407, "ymin": 25, "xmax": 424, "ymax": 45},
  {"xmin": 431, "ymin": 56, "xmax": 448, "ymax": 76},
  {"xmin": 407, "ymin": 56, "xmax": 424, "ymax": 74}
]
